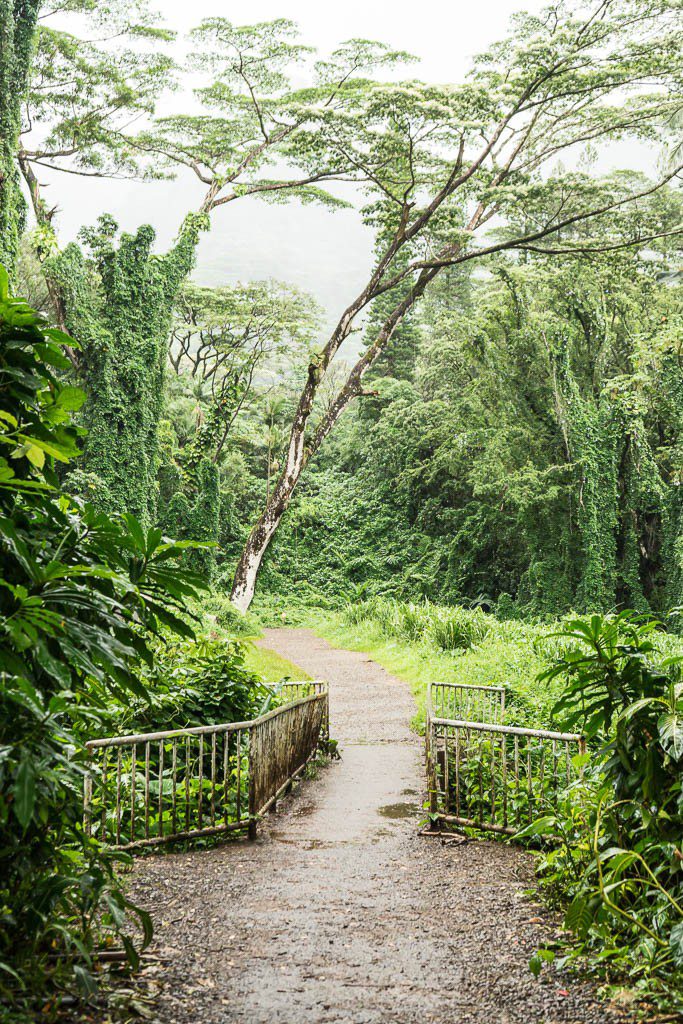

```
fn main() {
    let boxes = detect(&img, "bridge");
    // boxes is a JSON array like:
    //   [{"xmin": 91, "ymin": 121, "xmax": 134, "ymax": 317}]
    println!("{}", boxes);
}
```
[{"xmin": 83, "ymin": 629, "xmax": 607, "ymax": 1024}]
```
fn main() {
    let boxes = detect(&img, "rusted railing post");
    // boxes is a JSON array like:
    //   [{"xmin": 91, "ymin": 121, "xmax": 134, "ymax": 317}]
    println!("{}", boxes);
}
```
[
  {"xmin": 248, "ymin": 725, "xmax": 258, "ymax": 839},
  {"xmin": 425, "ymin": 688, "xmax": 439, "ymax": 822}
]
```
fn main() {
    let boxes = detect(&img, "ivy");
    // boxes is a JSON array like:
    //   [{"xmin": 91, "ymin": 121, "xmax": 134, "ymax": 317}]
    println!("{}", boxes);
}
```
[
  {"xmin": 53, "ymin": 215, "xmax": 203, "ymax": 523},
  {"xmin": 0, "ymin": 1, "xmax": 41, "ymax": 278}
]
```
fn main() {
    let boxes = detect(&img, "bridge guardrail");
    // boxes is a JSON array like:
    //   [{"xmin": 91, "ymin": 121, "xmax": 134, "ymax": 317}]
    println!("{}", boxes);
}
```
[
  {"xmin": 84, "ymin": 682, "xmax": 328, "ymax": 850},
  {"xmin": 426, "ymin": 682, "xmax": 585, "ymax": 836}
]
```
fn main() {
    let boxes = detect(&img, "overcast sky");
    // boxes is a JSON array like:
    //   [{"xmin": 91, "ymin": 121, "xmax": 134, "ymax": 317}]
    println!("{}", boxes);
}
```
[{"xmin": 42, "ymin": 0, "xmax": 652, "ymax": 330}]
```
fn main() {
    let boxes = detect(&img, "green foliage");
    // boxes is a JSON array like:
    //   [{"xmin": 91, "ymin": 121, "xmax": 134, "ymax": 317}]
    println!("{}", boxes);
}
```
[
  {"xmin": 315, "ymin": 600, "xmax": 575, "ymax": 730},
  {"xmin": 530, "ymin": 613, "xmax": 683, "ymax": 1005},
  {"xmin": 187, "ymin": 459, "xmax": 220, "ymax": 582},
  {"xmin": 28, "ymin": 9, "xmax": 175, "ymax": 179},
  {"xmin": 0, "ymin": 268, "xmax": 205, "ymax": 1013},
  {"xmin": 114, "ymin": 633, "xmax": 272, "ymax": 735},
  {"xmin": 201, "ymin": 591, "xmax": 260, "ymax": 638},
  {"xmin": 256, "ymin": 255, "xmax": 683, "ymax": 618}
]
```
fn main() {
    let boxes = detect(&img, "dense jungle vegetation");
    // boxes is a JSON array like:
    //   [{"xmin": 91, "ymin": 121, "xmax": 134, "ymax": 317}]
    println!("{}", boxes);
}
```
[{"xmin": 1, "ymin": 0, "xmax": 682, "ymax": 1018}]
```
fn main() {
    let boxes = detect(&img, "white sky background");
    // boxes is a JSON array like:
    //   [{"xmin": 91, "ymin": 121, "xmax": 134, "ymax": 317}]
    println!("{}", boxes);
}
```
[{"xmin": 40, "ymin": 0, "xmax": 655, "ymax": 330}]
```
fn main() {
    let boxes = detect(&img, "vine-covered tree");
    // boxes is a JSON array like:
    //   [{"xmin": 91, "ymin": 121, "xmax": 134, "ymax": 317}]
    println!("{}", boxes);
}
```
[
  {"xmin": 228, "ymin": 0, "xmax": 683, "ymax": 610},
  {"xmin": 0, "ymin": 0, "xmax": 41, "ymax": 276}
]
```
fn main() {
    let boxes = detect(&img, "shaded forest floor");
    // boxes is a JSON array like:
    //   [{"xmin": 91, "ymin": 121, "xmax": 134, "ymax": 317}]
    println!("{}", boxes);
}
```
[{"xmin": 125, "ymin": 629, "xmax": 628, "ymax": 1024}]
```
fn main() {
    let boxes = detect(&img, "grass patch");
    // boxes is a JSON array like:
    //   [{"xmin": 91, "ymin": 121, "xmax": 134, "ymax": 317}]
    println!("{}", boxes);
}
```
[{"xmin": 242, "ymin": 640, "xmax": 311, "ymax": 684}]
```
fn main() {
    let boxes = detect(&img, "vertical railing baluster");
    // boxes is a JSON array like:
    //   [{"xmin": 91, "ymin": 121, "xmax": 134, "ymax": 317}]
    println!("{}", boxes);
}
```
[
  {"xmin": 101, "ymin": 748, "xmax": 108, "ymax": 841},
  {"xmin": 198, "ymin": 734, "xmax": 204, "ymax": 829},
  {"xmin": 565, "ymin": 740, "xmax": 571, "ymax": 785},
  {"xmin": 236, "ymin": 729, "xmax": 242, "ymax": 821},
  {"xmin": 211, "ymin": 732, "xmax": 217, "ymax": 827},
  {"xmin": 443, "ymin": 726, "xmax": 450, "ymax": 814},
  {"xmin": 501, "ymin": 734, "xmax": 508, "ymax": 829},
  {"xmin": 454, "ymin": 725, "xmax": 460, "ymax": 818},
  {"xmin": 171, "ymin": 739, "xmax": 177, "ymax": 836},
  {"xmin": 223, "ymin": 731, "xmax": 229, "ymax": 826},
  {"xmin": 116, "ymin": 748, "xmax": 122, "ymax": 846},
  {"xmin": 513, "ymin": 735, "xmax": 519, "ymax": 828},
  {"xmin": 158, "ymin": 740, "xmax": 164, "ymax": 838},
  {"xmin": 490, "ymin": 733, "xmax": 496, "ymax": 822},
  {"xmin": 144, "ymin": 741, "xmax": 150, "ymax": 840},
  {"xmin": 527, "ymin": 741, "xmax": 533, "ymax": 823},
  {"xmin": 247, "ymin": 724, "xmax": 257, "ymax": 839},
  {"xmin": 185, "ymin": 736, "xmax": 190, "ymax": 830},
  {"xmin": 477, "ymin": 730, "xmax": 484, "ymax": 824},
  {"xmin": 130, "ymin": 743, "xmax": 137, "ymax": 841}
]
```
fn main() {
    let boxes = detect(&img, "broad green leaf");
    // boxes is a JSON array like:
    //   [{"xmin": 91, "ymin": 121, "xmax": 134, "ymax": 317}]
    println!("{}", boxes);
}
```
[
  {"xmin": 25, "ymin": 444, "xmax": 45, "ymax": 469},
  {"xmin": 564, "ymin": 896, "xmax": 594, "ymax": 939},
  {"xmin": 658, "ymin": 710, "xmax": 683, "ymax": 760},
  {"xmin": 55, "ymin": 385, "xmax": 86, "ymax": 411}
]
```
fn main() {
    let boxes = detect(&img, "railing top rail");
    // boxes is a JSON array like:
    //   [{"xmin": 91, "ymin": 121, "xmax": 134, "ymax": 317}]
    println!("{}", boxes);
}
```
[
  {"xmin": 278, "ymin": 679, "xmax": 326, "ymax": 685},
  {"xmin": 86, "ymin": 686, "xmax": 328, "ymax": 750},
  {"xmin": 430, "ymin": 716, "xmax": 581, "ymax": 743},
  {"xmin": 430, "ymin": 681, "xmax": 505, "ymax": 694},
  {"xmin": 253, "ymin": 689, "xmax": 327, "ymax": 729}
]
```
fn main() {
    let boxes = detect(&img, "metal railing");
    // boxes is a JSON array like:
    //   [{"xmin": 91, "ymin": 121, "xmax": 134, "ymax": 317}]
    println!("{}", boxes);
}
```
[
  {"xmin": 84, "ymin": 684, "xmax": 328, "ymax": 850},
  {"xmin": 430, "ymin": 682, "xmax": 505, "ymax": 724},
  {"xmin": 426, "ymin": 683, "xmax": 585, "ymax": 836}
]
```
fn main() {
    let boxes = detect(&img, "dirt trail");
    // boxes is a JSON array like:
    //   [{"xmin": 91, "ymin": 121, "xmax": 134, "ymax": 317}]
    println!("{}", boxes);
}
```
[{"xmin": 129, "ymin": 629, "xmax": 622, "ymax": 1024}]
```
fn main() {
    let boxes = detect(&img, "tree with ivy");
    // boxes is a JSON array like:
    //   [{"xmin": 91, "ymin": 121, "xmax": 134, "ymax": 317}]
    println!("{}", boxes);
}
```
[
  {"xmin": 0, "ymin": 0, "xmax": 41, "ymax": 276},
  {"xmin": 229, "ymin": 0, "xmax": 683, "ymax": 610},
  {"xmin": 256, "ymin": 234, "xmax": 683, "ymax": 615}
]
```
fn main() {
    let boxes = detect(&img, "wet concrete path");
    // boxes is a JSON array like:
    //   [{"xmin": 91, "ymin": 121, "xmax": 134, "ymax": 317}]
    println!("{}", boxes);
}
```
[{"xmin": 130, "ymin": 629, "xmax": 623, "ymax": 1024}]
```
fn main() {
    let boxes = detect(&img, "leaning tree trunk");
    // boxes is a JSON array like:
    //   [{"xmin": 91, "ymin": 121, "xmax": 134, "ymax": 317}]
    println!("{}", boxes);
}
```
[
  {"xmin": 230, "ymin": 421, "xmax": 308, "ymax": 612},
  {"xmin": 230, "ymin": 268, "xmax": 438, "ymax": 612},
  {"xmin": 230, "ymin": 494, "xmax": 290, "ymax": 613}
]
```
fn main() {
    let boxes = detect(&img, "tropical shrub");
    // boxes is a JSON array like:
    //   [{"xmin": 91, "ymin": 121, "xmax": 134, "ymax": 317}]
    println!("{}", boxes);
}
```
[
  {"xmin": 113, "ymin": 633, "xmax": 273, "ymax": 736},
  {"xmin": 528, "ymin": 613, "xmax": 683, "ymax": 1005},
  {"xmin": 0, "ymin": 269, "xmax": 204, "ymax": 1017}
]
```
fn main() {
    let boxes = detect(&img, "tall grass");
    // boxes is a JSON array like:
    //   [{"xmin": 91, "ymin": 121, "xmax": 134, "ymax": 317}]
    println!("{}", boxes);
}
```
[{"xmin": 342, "ymin": 597, "xmax": 491, "ymax": 651}]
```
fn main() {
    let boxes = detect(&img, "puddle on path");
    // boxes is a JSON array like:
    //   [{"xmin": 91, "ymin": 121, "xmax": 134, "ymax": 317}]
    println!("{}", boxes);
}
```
[{"xmin": 377, "ymin": 801, "xmax": 419, "ymax": 820}]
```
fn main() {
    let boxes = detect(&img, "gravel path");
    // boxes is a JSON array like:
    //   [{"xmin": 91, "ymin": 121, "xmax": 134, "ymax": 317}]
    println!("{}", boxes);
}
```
[{"xmin": 128, "ymin": 629, "xmax": 624, "ymax": 1024}]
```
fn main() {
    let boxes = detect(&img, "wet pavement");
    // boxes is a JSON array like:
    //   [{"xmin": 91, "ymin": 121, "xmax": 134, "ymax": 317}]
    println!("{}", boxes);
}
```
[{"xmin": 128, "ymin": 629, "xmax": 625, "ymax": 1024}]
